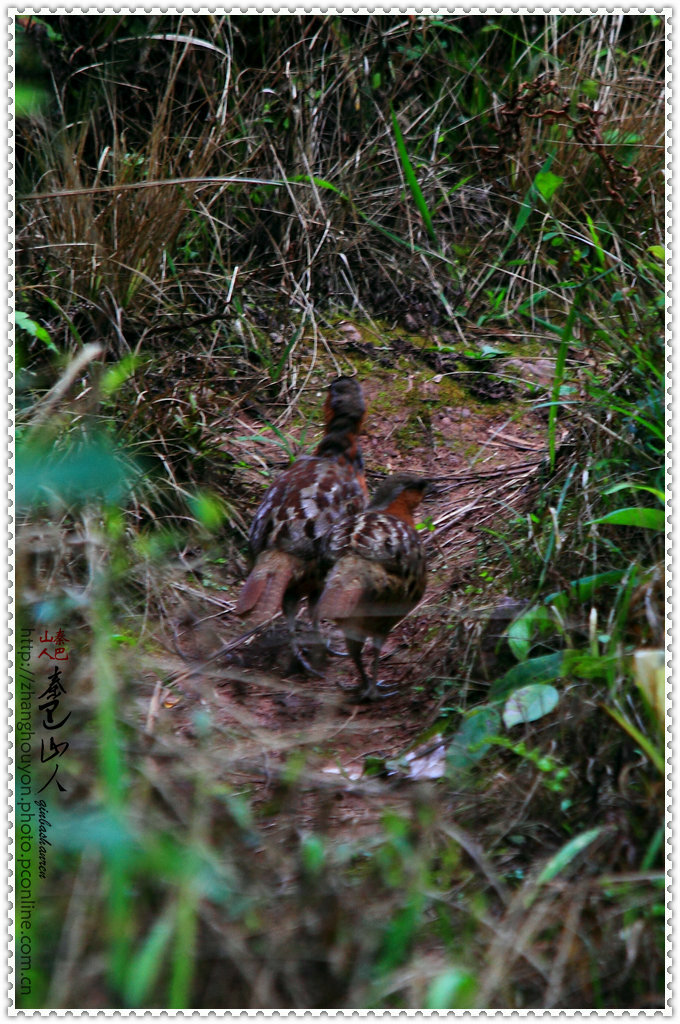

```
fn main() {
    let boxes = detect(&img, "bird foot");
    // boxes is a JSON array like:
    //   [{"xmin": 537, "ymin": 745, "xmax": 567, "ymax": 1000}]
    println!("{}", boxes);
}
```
[
  {"xmin": 290, "ymin": 644, "xmax": 325, "ymax": 677},
  {"xmin": 343, "ymin": 679, "xmax": 398, "ymax": 703},
  {"xmin": 326, "ymin": 643, "xmax": 348, "ymax": 658}
]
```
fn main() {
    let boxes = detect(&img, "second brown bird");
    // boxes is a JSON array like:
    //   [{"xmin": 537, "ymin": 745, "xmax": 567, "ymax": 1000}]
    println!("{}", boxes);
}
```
[{"xmin": 316, "ymin": 473, "xmax": 429, "ymax": 700}]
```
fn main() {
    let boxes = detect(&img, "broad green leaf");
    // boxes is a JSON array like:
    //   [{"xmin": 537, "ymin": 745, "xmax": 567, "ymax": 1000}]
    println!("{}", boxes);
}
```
[
  {"xmin": 543, "ymin": 569, "xmax": 627, "ymax": 607},
  {"xmin": 534, "ymin": 170, "xmax": 563, "ymax": 201},
  {"xmin": 15, "ymin": 82, "xmax": 49, "ymax": 117},
  {"xmin": 52, "ymin": 808, "xmax": 138, "ymax": 859},
  {"xmin": 446, "ymin": 706, "xmax": 501, "ymax": 770},
  {"xmin": 507, "ymin": 606, "xmax": 552, "ymax": 662},
  {"xmin": 503, "ymin": 684, "xmax": 559, "ymax": 729},
  {"xmin": 17, "ymin": 435, "xmax": 139, "ymax": 509},
  {"xmin": 648, "ymin": 245, "xmax": 665, "ymax": 262},
  {"xmin": 301, "ymin": 834, "xmax": 326, "ymax": 875},
  {"xmin": 560, "ymin": 649, "xmax": 619, "ymax": 681},
  {"xmin": 593, "ymin": 507, "xmax": 665, "ymax": 531},
  {"xmin": 426, "ymin": 968, "xmax": 477, "ymax": 1009},
  {"xmin": 488, "ymin": 652, "xmax": 564, "ymax": 703},
  {"xmin": 506, "ymin": 612, "xmax": 532, "ymax": 661},
  {"xmin": 535, "ymin": 828, "xmax": 604, "ymax": 887},
  {"xmin": 379, "ymin": 902, "xmax": 420, "ymax": 971}
]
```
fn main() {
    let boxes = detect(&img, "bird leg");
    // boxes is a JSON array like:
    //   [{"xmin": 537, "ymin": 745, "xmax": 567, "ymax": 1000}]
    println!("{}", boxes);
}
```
[
  {"xmin": 284, "ymin": 599, "xmax": 323, "ymax": 676},
  {"xmin": 338, "ymin": 636, "xmax": 369, "ymax": 696},
  {"xmin": 343, "ymin": 636, "xmax": 395, "ymax": 702},
  {"xmin": 308, "ymin": 597, "xmax": 347, "ymax": 659}
]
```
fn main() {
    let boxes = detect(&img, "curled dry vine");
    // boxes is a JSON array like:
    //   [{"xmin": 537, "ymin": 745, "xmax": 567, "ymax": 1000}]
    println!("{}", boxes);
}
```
[{"xmin": 493, "ymin": 73, "xmax": 644, "ymax": 208}]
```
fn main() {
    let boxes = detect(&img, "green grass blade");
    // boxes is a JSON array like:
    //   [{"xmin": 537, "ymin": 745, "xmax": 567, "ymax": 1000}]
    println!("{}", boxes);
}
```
[
  {"xmin": 534, "ymin": 828, "xmax": 604, "ymax": 888},
  {"xmin": 124, "ymin": 909, "xmax": 175, "ymax": 1006},
  {"xmin": 602, "ymin": 704, "xmax": 664, "ymax": 774},
  {"xmin": 390, "ymin": 106, "xmax": 437, "ymax": 244},
  {"xmin": 549, "ymin": 291, "xmax": 581, "ymax": 471}
]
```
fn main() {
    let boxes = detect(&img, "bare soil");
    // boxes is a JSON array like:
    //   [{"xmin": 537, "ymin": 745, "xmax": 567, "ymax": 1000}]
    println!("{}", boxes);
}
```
[{"xmin": 143, "ymin": 332, "xmax": 563, "ymax": 824}]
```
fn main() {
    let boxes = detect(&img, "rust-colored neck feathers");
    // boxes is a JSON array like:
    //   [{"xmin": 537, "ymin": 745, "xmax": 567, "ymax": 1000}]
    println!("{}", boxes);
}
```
[
  {"xmin": 381, "ymin": 488, "xmax": 425, "ymax": 527},
  {"xmin": 316, "ymin": 377, "xmax": 366, "ymax": 463},
  {"xmin": 367, "ymin": 474, "xmax": 429, "ymax": 526}
]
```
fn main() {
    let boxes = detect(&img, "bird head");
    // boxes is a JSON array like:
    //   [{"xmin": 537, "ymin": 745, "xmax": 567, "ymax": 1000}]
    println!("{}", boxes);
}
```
[
  {"xmin": 368, "ymin": 473, "xmax": 432, "ymax": 517},
  {"xmin": 323, "ymin": 376, "xmax": 366, "ymax": 427}
]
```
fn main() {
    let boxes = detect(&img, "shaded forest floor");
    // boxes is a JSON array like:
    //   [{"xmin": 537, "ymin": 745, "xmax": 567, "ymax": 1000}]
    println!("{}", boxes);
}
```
[
  {"xmin": 19, "ymin": 314, "xmax": 664, "ymax": 1010},
  {"xmin": 143, "ymin": 323, "xmax": 570, "ymax": 832}
]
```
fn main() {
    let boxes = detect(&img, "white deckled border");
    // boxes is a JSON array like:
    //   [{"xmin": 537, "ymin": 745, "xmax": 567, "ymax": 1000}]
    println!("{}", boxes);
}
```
[
  {"xmin": 7, "ymin": 5, "xmax": 15, "ymax": 1018},
  {"xmin": 5, "ymin": 6, "xmax": 674, "ymax": 1016}
]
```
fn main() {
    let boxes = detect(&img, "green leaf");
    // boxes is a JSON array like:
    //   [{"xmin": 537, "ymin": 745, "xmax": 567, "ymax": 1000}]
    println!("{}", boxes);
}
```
[
  {"xmin": 17, "ymin": 435, "xmax": 139, "ymax": 509},
  {"xmin": 100, "ymin": 354, "xmax": 140, "ymax": 396},
  {"xmin": 426, "ymin": 968, "xmax": 477, "ymax": 1009},
  {"xmin": 507, "ymin": 613, "xmax": 532, "ymax": 662},
  {"xmin": 301, "ymin": 834, "xmax": 326, "ymax": 875},
  {"xmin": 534, "ymin": 170, "xmax": 563, "ymax": 201},
  {"xmin": 648, "ymin": 245, "xmax": 665, "ymax": 262},
  {"xmin": 585, "ymin": 214, "xmax": 605, "ymax": 268},
  {"xmin": 14, "ymin": 82, "xmax": 49, "ymax": 117},
  {"xmin": 16, "ymin": 311, "xmax": 58, "ymax": 352},
  {"xmin": 488, "ymin": 652, "xmax": 564, "ymax": 703},
  {"xmin": 379, "ymin": 901, "xmax": 420, "ymax": 972},
  {"xmin": 124, "ymin": 910, "xmax": 175, "ymax": 1006},
  {"xmin": 446, "ymin": 706, "xmax": 501, "ymax": 770},
  {"xmin": 592, "ymin": 507, "xmax": 665, "ymax": 531},
  {"xmin": 503, "ymin": 684, "xmax": 559, "ymax": 729},
  {"xmin": 543, "ymin": 569, "xmax": 627, "ymax": 607},
  {"xmin": 603, "ymin": 482, "xmax": 664, "ymax": 504},
  {"xmin": 507, "ymin": 606, "xmax": 552, "ymax": 662},
  {"xmin": 560, "ymin": 650, "xmax": 619, "ymax": 681},
  {"xmin": 188, "ymin": 492, "xmax": 226, "ymax": 530},
  {"xmin": 534, "ymin": 828, "xmax": 604, "ymax": 888}
]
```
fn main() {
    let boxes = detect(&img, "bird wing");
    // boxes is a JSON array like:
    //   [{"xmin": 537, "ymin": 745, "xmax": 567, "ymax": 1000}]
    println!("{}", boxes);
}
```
[{"xmin": 316, "ymin": 556, "xmax": 372, "ymax": 621}]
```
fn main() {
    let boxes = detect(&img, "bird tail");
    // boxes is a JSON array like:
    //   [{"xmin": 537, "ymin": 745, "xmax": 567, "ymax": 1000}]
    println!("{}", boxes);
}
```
[{"xmin": 235, "ymin": 549, "xmax": 306, "ymax": 622}]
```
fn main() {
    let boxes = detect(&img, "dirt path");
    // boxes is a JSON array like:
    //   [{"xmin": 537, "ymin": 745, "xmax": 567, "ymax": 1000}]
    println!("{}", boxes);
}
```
[{"xmin": 146, "ymin": 350, "xmax": 560, "ymax": 808}]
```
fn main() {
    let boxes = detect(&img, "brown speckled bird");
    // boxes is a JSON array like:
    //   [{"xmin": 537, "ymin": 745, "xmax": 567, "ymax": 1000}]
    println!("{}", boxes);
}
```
[
  {"xmin": 236, "ymin": 376, "xmax": 368, "ymax": 670},
  {"xmin": 316, "ymin": 473, "xmax": 429, "ymax": 700}
]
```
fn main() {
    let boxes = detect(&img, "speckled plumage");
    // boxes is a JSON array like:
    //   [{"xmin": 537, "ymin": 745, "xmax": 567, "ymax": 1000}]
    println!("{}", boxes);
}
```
[
  {"xmin": 236, "ymin": 378, "xmax": 368, "ymax": 666},
  {"xmin": 317, "ymin": 474, "xmax": 429, "ymax": 700}
]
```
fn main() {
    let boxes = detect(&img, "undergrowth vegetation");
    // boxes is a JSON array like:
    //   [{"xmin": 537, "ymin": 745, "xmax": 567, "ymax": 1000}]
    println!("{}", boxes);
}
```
[{"xmin": 15, "ymin": 14, "xmax": 666, "ymax": 1010}]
